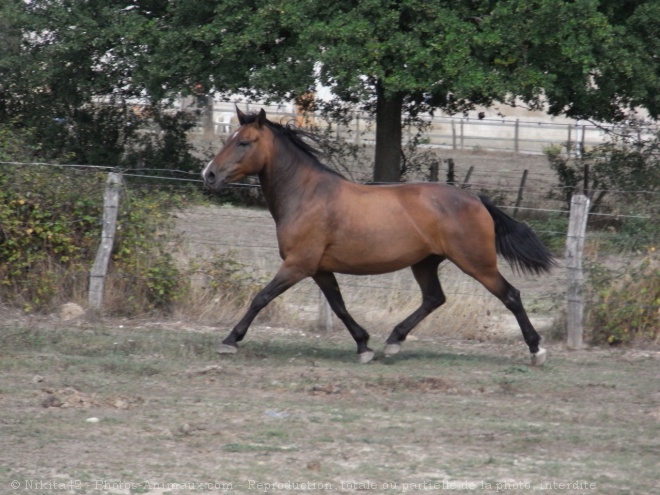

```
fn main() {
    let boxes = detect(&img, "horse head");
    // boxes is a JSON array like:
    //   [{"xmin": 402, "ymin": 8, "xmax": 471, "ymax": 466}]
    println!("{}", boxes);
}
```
[{"xmin": 202, "ymin": 107, "xmax": 273, "ymax": 190}]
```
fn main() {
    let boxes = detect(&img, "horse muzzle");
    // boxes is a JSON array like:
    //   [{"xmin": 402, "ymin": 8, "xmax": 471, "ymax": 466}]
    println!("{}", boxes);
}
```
[{"xmin": 202, "ymin": 168, "xmax": 229, "ymax": 190}]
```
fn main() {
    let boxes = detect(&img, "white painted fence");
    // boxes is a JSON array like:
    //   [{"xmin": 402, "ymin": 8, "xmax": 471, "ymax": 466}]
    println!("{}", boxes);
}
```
[{"xmin": 193, "ymin": 100, "xmax": 617, "ymax": 156}]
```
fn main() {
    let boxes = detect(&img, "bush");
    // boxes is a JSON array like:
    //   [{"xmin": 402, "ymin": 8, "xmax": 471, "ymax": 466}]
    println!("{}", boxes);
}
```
[
  {"xmin": 544, "ymin": 119, "xmax": 659, "ymax": 214},
  {"xmin": 104, "ymin": 185, "xmax": 189, "ymax": 315},
  {"xmin": 587, "ymin": 255, "xmax": 659, "ymax": 345},
  {"xmin": 0, "ymin": 157, "xmax": 267, "ymax": 318},
  {"xmin": 0, "ymin": 121, "xmax": 270, "ymax": 319},
  {"xmin": 0, "ymin": 164, "xmax": 105, "ymax": 311},
  {"xmin": 0, "ymin": 160, "xmax": 177, "ymax": 313}
]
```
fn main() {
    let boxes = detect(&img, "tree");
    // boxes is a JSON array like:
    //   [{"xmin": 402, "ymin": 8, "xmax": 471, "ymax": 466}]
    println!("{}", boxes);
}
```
[
  {"xmin": 0, "ymin": 0, "xmax": 200, "ymax": 170},
  {"xmin": 3, "ymin": 1, "xmax": 658, "ymax": 180},
  {"xmin": 148, "ymin": 0, "xmax": 499, "ymax": 181},
  {"xmin": 145, "ymin": 0, "xmax": 659, "ymax": 182}
]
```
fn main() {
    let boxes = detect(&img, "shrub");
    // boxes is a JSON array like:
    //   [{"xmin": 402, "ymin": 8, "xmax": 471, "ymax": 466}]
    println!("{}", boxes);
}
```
[
  {"xmin": 104, "ymin": 186, "xmax": 189, "ymax": 315},
  {"xmin": 0, "ymin": 157, "xmax": 266, "ymax": 318},
  {"xmin": 587, "ymin": 255, "xmax": 659, "ymax": 345},
  {"xmin": 0, "ymin": 164, "xmax": 105, "ymax": 311},
  {"xmin": 0, "ymin": 161, "xmax": 179, "ymax": 313},
  {"xmin": 544, "ymin": 118, "xmax": 659, "ymax": 213},
  {"xmin": 0, "ymin": 120, "xmax": 270, "ymax": 319}
]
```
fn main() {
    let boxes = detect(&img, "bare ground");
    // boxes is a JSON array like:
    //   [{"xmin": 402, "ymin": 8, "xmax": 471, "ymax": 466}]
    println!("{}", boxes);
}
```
[{"xmin": 0, "ymin": 320, "xmax": 658, "ymax": 495}]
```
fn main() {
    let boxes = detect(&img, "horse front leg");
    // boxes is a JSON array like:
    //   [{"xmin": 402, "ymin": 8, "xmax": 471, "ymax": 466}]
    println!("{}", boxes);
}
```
[
  {"xmin": 313, "ymin": 271, "xmax": 374, "ymax": 363},
  {"xmin": 218, "ymin": 263, "xmax": 306, "ymax": 354}
]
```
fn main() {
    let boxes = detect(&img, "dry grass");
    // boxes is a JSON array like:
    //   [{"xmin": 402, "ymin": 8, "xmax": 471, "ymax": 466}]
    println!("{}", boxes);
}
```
[{"xmin": 1, "ymin": 319, "xmax": 658, "ymax": 494}]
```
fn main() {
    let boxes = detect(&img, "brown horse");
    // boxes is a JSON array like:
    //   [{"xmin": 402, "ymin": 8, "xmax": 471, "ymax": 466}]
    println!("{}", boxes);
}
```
[{"xmin": 202, "ymin": 108, "xmax": 556, "ymax": 366}]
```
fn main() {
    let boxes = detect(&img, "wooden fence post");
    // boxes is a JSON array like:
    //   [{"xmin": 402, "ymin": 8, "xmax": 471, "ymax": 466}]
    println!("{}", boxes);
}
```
[
  {"xmin": 446, "ymin": 158, "xmax": 455, "ymax": 185},
  {"xmin": 565, "ymin": 193, "xmax": 590, "ymax": 349},
  {"xmin": 461, "ymin": 166, "xmax": 474, "ymax": 188},
  {"xmin": 318, "ymin": 289, "xmax": 334, "ymax": 333},
  {"xmin": 89, "ymin": 171, "xmax": 123, "ymax": 313},
  {"xmin": 514, "ymin": 119, "xmax": 520, "ymax": 154},
  {"xmin": 429, "ymin": 161, "xmax": 439, "ymax": 182},
  {"xmin": 459, "ymin": 120, "xmax": 464, "ymax": 150},
  {"xmin": 513, "ymin": 169, "xmax": 529, "ymax": 218}
]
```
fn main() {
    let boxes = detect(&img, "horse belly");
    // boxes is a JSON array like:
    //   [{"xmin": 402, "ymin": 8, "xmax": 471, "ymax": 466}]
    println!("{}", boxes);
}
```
[{"xmin": 319, "ymin": 230, "xmax": 429, "ymax": 275}]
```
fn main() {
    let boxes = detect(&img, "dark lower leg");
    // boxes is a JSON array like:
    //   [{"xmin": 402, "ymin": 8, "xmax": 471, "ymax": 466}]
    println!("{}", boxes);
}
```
[
  {"xmin": 450, "ymin": 247, "xmax": 543, "ymax": 358},
  {"xmin": 222, "ymin": 269, "xmax": 302, "ymax": 348},
  {"xmin": 499, "ymin": 281, "xmax": 541, "ymax": 354},
  {"xmin": 386, "ymin": 256, "xmax": 445, "ymax": 345},
  {"xmin": 313, "ymin": 272, "xmax": 372, "ymax": 355}
]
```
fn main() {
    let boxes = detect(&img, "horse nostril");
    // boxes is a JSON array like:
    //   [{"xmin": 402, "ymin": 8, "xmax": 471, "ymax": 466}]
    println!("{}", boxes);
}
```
[{"xmin": 206, "ymin": 171, "xmax": 216, "ymax": 184}]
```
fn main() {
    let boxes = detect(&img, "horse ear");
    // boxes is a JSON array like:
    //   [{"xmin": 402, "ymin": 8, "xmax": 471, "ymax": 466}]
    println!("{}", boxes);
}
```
[
  {"xmin": 256, "ymin": 108, "xmax": 267, "ymax": 128},
  {"xmin": 236, "ymin": 105, "xmax": 247, "ymax": 125}
]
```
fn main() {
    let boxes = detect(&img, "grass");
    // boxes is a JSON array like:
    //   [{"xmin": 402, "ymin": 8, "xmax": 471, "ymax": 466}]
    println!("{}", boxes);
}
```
[{"xmin": 0, "ymin": 320, "xmax": 658, "ymax": 494}]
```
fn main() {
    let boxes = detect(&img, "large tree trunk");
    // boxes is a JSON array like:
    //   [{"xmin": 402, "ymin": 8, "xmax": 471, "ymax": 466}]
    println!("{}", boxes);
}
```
[{"xmin": 373, "ymin": 81, "xmax": 404, "ymax": 183}]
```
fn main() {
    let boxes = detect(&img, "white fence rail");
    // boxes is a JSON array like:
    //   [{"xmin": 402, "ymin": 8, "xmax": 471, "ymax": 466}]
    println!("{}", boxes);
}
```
[{"xmin": 189, "ymin": 100, "xmax": 621, "ymax": 156}]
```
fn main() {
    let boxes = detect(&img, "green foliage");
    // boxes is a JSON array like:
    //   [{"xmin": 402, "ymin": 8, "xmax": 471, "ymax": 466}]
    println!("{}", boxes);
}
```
[
  {"xmin": 587, "ymin": 256, "xmax": 659, "ymax": 345},
  {"xmin": 144, "ymin": 0, "xmax": 659, "ymax": 180},
  {"xmin": 526, "ymin": 215, "xmax": 569, "ymax": 254},
  {"xmin": 0, "ymin": 157, "xmax": 188, "ymax": 313},
  {"xmin": 0, "ymin": 164, "xmax": 104, "ymax": 311},
  {"xmin": 543, "ymin": 129, "xmax": 658, "ymax": 255},
  {"xmin": 107, "ymin": 186, "xmax": 188, "ymax": 315},
  {"xmin": 544, "ymin": 120, "xmax": 660, "ymax": 210},
  {"xmin": 2, "ymin": 1, "xmax": 658, "ymax": 182},
  {"xmin": 191, "ymin": 253, "xmax": 264, "ymax": 303},
  {"xmin": 613, "ymin": 217, "xmax": 658, "ymax": 253},
  {"xmin": 0, "ymin": 125, "xmax": 40, "ymax": 162},
  {"xmin": 0, "ymin": 1, "xmax": 202, "ymax": 172},
  {"xmin": 0, "ymin": 134, "xmax": 260, "ymax": 317}
]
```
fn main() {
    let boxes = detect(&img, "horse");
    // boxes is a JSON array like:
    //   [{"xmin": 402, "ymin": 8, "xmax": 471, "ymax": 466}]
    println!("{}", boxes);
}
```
[{"xmin": 202, "ymin": 108, "xmax": 556, "ymax": 366}]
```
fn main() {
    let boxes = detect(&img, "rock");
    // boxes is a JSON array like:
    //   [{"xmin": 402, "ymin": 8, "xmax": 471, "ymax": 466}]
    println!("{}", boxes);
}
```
[
  {"xmin": 59, "ymin": 302, "xmax": 84, "ymax": 321},
  {"xmin": 41, "ymin": 395, "xmax": 63, "ymax": 408}
]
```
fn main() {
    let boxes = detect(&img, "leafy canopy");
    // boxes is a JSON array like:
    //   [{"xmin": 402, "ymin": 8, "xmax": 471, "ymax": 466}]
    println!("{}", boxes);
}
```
[{"xmin": 1, "ymin": 0, "xmax": 658, "ymax": 178}]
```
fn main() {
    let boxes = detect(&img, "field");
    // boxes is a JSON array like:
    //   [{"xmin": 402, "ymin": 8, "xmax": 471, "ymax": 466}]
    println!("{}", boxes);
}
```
[
  {"xmin": 1, "ymin": 319, "xmax": 658, "ymax": 495},
  {"xmin": 2, "ymin": 148, "xmax": 657, "ymax": 494}
]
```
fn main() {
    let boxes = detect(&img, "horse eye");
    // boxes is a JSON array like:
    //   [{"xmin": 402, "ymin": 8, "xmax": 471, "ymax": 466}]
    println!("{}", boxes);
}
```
[{"xmin": 238, "ymin": 140, "xmax": 250, "ymax": 148}]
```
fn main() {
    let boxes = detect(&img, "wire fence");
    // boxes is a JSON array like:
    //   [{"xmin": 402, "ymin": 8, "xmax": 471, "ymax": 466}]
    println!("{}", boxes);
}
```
[{"xmin": 1, "ymin": 160, "xmax": 657, "ymax": 340}]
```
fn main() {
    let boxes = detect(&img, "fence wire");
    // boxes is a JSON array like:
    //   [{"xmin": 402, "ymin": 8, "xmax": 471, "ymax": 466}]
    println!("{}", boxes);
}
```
[{"xmin": 1, "ymin": 160, "xmax": 656, "ymax": 332}]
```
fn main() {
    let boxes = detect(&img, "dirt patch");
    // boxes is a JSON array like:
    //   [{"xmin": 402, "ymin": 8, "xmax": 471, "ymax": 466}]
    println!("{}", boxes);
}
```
[{"xmin": 39, "ymin": 386, "xmax": 144, "ymax": 410}]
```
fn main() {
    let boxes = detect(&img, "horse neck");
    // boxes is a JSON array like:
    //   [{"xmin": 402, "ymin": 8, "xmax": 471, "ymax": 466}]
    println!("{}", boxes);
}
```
[{"xmin": 258, "ymin": 139, "xmax": 336, "ymax": 223}]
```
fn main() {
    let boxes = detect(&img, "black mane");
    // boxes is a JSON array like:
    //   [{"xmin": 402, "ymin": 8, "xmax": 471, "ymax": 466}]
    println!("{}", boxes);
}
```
[{"xmin": 241, "ymin": 112, "xmax": 345, "ymax": 178}]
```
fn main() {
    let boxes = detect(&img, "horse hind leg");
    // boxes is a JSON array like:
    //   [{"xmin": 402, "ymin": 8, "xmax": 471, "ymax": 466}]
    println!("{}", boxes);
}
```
[
  {"xmin": 384, "ymin": 256, "xmax": 446, "ymax": 357},
  {"xmin": 313, "ymin": 271, "xmax": 374, "ymax": 363},
  {"xmin": 471, "ymin": 269, "xmax": 546, "ymax": 366},
  {"xmin": 499, "ymin": 278, "xmax": 547, "ymax": 366}
]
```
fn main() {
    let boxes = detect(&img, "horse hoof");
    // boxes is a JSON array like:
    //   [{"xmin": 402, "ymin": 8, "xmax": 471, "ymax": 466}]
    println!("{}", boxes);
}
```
[
  {"xmin": 358, "ymin": 350, "xmax": 374, "ymax": 364},
  {"xmin": 383, "ymin": 344, "xmax": 401, "ymax": 357},
  {"xmin": 217, "ymin": 344, "xmax": 238, "ymax": 355},
  {"xmin": 531, "ymin": 347, "xmax": 547, "ymax": 366}
]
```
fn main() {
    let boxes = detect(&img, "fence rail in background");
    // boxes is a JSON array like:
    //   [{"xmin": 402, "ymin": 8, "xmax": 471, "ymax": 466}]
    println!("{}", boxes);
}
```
[{"xmin": 200, "ymin": 101, "xmax": 638, "ymax": 156}]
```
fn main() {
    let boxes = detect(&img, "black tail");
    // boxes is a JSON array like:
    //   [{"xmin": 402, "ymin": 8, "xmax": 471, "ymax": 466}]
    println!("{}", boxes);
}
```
[{"xmin": 478, "ymin": 194, "xmax": 557, "ymax": 276}]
